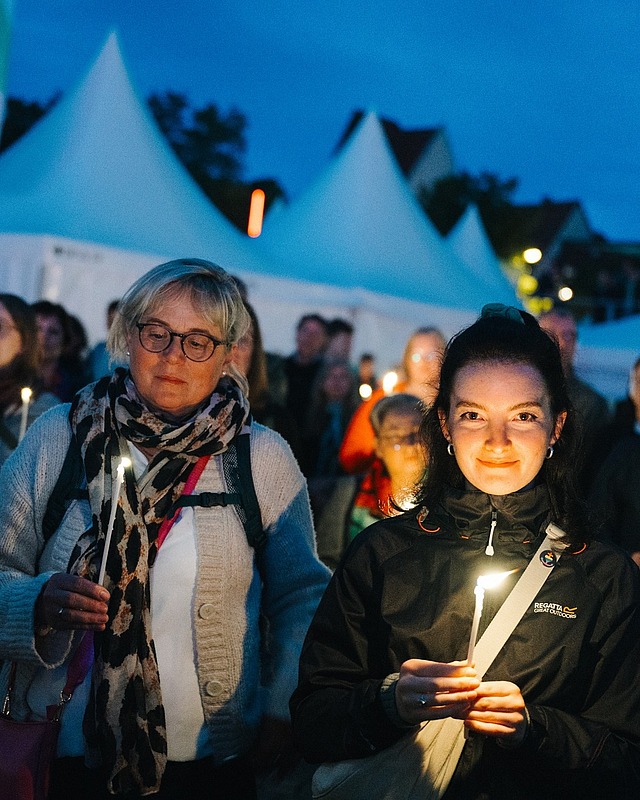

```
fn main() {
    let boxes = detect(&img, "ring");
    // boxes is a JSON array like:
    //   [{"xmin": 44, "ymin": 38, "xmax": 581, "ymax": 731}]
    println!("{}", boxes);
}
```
[
  {"xmin": 57, "ymin": 607, "xmax": 64, "ymax": 616},
  {"xmin": 418, "ymin": 694, "xmax": 429, "ymax": 707}
]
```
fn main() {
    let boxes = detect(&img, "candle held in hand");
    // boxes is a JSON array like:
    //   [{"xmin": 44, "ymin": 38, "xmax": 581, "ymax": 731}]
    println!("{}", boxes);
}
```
[
  {"xmin": 18, "ymin": 387, "xmax": 32, "ymax": 443},
  {"xmin": 97, "ymin": 456, "xmax": 132, "ymax": 586},
  {"xmin": 466, "ymin": 570, "xmax": 513, "ymax": 665}
]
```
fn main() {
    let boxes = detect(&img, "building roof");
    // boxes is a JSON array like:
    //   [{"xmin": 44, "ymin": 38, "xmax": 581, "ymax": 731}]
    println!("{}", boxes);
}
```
[{"xmin": 492, "ymin": 199, "xmax": 589, "ymax": 259}]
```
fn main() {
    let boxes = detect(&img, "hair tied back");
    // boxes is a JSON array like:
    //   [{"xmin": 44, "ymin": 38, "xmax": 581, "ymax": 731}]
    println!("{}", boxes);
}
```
[{"xmin": 480, "ymin": 303, "xmax": 526, "ymax": 324}]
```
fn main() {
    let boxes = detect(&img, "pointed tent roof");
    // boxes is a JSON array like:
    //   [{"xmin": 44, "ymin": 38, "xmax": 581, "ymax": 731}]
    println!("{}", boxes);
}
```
[
  {"xmin": 447, "ymin": 204, "xmax": 516, "ymax": 300},
  {"xmin": 258, "ymin": 112, "xmax": 516, "ymax": 310},
  {"xmin": 0, "ymin": 31, "xmax": 267, "ymax": 273}
]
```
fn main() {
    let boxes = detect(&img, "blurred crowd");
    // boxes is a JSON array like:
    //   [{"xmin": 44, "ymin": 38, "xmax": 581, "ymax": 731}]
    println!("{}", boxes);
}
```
[{"xmin": 2, "ymin": 287, "xmax": 640, "ymax": 567}]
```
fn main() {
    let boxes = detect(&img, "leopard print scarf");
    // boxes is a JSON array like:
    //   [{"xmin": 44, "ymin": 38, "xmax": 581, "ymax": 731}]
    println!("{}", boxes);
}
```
[{"xmin": 68, "ymin": 368, "xmax": 249, "ymax": 796}]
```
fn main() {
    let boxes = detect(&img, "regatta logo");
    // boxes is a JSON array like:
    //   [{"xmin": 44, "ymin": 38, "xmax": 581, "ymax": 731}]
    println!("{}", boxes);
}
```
[{"xmin": 534, "ymin": 602, "xmax": 577, "ymax": 619}]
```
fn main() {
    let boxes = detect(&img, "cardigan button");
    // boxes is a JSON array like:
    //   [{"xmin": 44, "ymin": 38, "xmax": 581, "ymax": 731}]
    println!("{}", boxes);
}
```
[
  {"xmin": 204, "ymin": 680, "xmax": 225, "ymax": 698},
  {"xmin": 198, "ymin": 603, "xmax": 215, "ymax": 620}
]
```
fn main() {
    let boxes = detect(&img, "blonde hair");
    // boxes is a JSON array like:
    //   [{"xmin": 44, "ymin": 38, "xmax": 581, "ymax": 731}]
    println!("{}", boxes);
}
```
[{"xmin": 108, "ymin": 258, "xmax": 250, "ymax": 392}]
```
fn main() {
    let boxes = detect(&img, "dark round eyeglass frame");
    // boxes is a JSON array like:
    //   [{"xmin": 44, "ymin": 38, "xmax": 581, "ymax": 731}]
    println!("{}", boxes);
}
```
[{"xmin": 135, "ymin": 322, "xmax": 229, "ymax": 363}]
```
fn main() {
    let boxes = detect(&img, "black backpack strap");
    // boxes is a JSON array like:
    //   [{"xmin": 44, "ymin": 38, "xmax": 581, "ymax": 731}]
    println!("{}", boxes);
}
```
[
  {"xmin": 225, "ymin": 431, "xmax": 266, "ymax": 553},
  {"xmin": 42, "ymin": 434, "xmax": 89, "ymax": 542},
  {"xmin": 169, "ymin": 428, "xmax": 266, "ymax": 557}
]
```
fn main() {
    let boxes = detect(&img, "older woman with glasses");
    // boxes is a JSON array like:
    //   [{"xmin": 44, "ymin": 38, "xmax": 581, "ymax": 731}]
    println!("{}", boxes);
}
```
[{"xmin": 0, "ymin": 259, "xmax": 329, "ymax": 800}]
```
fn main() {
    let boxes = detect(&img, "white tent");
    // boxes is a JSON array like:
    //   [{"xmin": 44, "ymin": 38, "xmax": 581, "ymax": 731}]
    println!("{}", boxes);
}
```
[
  {"xmin": 447, "ymin": 204, "xmax": 515, "ymax": 300},
  {"xmin": 257, "ymin": 111, "xmax": 518, "ymax": 310},
  {"xmin": 577, "ymin": 315, "xmax": 640, "ymax": 402}
]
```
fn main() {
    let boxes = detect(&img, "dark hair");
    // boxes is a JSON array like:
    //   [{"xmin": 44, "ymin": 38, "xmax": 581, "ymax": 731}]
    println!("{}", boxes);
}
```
[
  {"xmin": 369, "ymin": 393, "xmax": 422, "ymax": 435},
  {"xmin": 419, "ymin": 307, "xmax": 583, "ymax": 540},
  {"xmin": 296, "ymin": 313, "xmax": 328, "ymax": 333},
  {"xmin": 31, "ymin": 300, "xmax": 71, "ymax": 348},
  {"xmin": 0, "ymin": 293, "xmax": 42, "ymax": 411},
  {"xmin": 327, "ymin": 318, "xmax": 354, "ymax": 337}
]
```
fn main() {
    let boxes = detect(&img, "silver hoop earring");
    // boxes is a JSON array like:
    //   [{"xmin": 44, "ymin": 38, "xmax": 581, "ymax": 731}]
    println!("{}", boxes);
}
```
[
  {"xmin": 545, "ymin": 446, "xmax": 554, "ymax": 459},
  {"xmin": 447, "ymin": 443, "xmax": 454, "ymax": 456}
]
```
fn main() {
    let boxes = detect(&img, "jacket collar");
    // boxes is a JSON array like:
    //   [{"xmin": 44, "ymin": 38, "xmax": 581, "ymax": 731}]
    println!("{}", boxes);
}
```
[{"xmin": 426, "ymin": 482, "xmax": 553, "ymax": 546}]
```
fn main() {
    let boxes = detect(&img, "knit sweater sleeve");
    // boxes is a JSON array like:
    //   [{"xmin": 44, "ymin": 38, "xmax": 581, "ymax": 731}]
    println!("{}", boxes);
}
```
[
  {"xmin": 0, "ymin": 404, "xmax": 74, "ymax": 665},
  {"xmin": 250, "ymin": 424, "xmax": 331, "ymax": 719}
]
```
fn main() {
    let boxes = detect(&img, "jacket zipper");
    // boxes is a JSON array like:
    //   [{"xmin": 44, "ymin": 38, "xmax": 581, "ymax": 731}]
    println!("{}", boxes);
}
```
[{"xmin": 485, "ymin": 510, "xmax": 497, "ymax": 556}]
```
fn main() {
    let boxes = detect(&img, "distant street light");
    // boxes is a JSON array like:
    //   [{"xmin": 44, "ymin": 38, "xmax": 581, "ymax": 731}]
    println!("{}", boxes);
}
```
[
  {"xmin": 523, "ymin": 247, "xmax": 543, "ymax": 265},
  {"xmin": 558, "ymin": 286, "xmax": 574, "ymax": 302}
]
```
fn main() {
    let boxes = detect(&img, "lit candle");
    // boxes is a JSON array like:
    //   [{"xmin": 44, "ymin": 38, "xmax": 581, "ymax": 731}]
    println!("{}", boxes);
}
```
[
  {"xmin": 97, "ymin": 457, "xmax": 132, "ymax": 586},
  {"xmin": 466, "ymin": 571, "xmax": 513, "ymax": 665},
  {"xmin": 18, "ymin": 387, "xmax": 32, "ymax": 443},
  {"xmin": 382, "ymin": 371, "xmax": 398, "ymax": 395},
  {"xmin": 359, "ymin": 383, "xmax": 373, "ymax": 400}
]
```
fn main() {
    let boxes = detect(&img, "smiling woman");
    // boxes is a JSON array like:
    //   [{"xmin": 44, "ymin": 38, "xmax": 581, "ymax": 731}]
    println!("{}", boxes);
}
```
[{"xmin": 291, "ymin": 304, "xmax": 640, "ymax": 800}]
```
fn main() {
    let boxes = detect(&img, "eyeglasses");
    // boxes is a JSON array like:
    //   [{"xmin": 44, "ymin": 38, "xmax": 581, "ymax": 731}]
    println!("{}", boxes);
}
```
[
  {"xmin": 136, "ymin": 323, "xmax": 228, "ymax": 362},
  {"xmin": 378, "ymin": 431, "xmax": 421, "ymax": 450},
  {"xmin": 0, "ymin": 321, "xmax": 18, "ymax": 337},
  {"xmin": 410, "ymin": 351, "xmax": 440, "ymax": 363}
]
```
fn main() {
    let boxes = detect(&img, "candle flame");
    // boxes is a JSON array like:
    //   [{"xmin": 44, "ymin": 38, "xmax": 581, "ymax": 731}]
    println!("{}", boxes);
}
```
[
  {"xmin": 120, "ymin": 457, "xmax": 132, "ymax": 469},
  {"xmin": 382, "ymin": 371, "xmax": 398, "ymax": 394},
  {"xmin": 20, "ymin": 387, "xmax": 32, "ymax": 402},
  {"xmin": 477, "ymin": 569, "xmax": 517, "ymax": 590}
]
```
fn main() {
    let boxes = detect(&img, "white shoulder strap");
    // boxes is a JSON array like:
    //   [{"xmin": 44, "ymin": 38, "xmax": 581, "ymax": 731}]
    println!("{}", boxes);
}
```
[{"xmin": 473, "ymin": 523, "xmax": 568, "ymax": 678}]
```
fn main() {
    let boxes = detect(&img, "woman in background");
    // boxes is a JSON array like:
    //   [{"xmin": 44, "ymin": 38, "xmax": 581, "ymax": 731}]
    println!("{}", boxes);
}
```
[
  {"xmin": 339, "ymin": 326, "xmax": 445, "ymax": 475},
  {"xmin": 316, "ymin": 393, "xmax": 425, "ymax": 570},
  {"xmin": 0, "ymin": 293, "xmax": 58, "ymax": 466}
]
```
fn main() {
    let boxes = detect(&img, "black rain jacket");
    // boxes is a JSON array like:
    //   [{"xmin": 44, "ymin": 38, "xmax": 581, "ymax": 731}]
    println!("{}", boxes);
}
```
[{"xmin": 291, "ymin": 484, "xmax": 640, "ymax": 799}]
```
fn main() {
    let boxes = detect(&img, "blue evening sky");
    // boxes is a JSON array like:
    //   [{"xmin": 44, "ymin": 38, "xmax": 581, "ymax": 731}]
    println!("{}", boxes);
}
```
[{"xmin": 6, "ymin": 0, "xmax": 640, "ymax": 240}]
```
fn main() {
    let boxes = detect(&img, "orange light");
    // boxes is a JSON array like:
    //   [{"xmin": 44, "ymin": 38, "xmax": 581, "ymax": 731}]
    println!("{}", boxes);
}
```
[{"xmin": 247, "ymin": 189, "xmax": 266, "ymax": 238}]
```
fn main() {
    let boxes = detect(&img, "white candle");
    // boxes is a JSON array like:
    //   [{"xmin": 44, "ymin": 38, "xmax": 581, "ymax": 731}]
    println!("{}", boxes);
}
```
[
  {"xmin": 97, "ymin": 457, "xmax": 132, "ymax": 586},
  {"xmin": 466, "ymin": 571, "xmax": 513, "ymax": 665},
  {"xmin": 18, "ymin": 387, "xmax": 32, "ymax": 443}
]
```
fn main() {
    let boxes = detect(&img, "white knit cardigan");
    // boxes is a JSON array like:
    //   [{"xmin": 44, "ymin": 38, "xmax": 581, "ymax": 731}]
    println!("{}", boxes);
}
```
[{"xmin": 0, "ymin": 403, "xmax": 330, "ymax": 763}]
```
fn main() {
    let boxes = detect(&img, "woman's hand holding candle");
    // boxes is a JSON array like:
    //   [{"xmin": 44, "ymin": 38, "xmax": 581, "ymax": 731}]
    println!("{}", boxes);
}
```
[
  {"xmin": 395, "ymin": 659, "xmax": 479, "ymax": 725},
  {"xmin": 35, "ymin": 573, "xmax": 110, "ymax": 634},
  {"xmin": 463, "ymin": 680, "xmax": 529, "ymax": 746}
]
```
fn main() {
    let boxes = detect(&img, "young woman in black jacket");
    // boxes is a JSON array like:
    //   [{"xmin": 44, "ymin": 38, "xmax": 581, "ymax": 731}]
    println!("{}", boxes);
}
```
[{"xmin": 291, "ymin": 305, "xmax": 640, "ymax": 800}]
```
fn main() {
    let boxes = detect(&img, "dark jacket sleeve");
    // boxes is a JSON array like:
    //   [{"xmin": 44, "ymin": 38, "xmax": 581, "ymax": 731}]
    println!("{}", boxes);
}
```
[
  {"xmin": 524, "ymin": 554, "xmax": 640, "ymax": 794},
  {"xmin": 290, "ymin": 536, "xmax": 409, "ymax": 763}
]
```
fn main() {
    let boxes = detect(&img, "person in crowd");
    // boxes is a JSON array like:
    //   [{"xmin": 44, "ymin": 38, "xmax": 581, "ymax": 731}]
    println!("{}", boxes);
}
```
[
  {"xmin": 88, "ymin": 299, "xmax": 122, "ymax": 381},
  {"xmin": 339, "ymin": 326, "xmax": 445, "ymax": 474},
  {"xmin": 0, "ymin": 293, "xmax": 59, "ymax": 466},
  {"xmin": 316, "ymin": 393, "xmax": 424, "ymax": 571},
  {"xmin": 232, "ymin": 301, "xmax": 301, "ymax": 457},
  {"xmin": 357, "ymin": 352, "xmax": 378, "ymax": 394},
  {"xmin": 303, "ymin": 357, "xmax": 360, "ymax": 513},
  {"xmin": 589, "ymin": 355, "xmax": 640, "ymax": 567},
  {"xmin": 0, "ymin": 259, "xmax": 329, "ymax": 800},
  {"xmin": 325, "ymin": 318, "xmax": 354, "ymax": 362},
  {"xmin": 283, "ymin": 313, "xmax": 328, "ymax": 432},
  {"xmin": 291, "ymin": 304, "xmax": 640, "ymax": 799},
  {"xmin": 538, "ymin": 308, "xmax": 609, "ymax": 492},
  {"xmin": 32, "ymin": 300, "xmax": 89, "ymax": 401}
]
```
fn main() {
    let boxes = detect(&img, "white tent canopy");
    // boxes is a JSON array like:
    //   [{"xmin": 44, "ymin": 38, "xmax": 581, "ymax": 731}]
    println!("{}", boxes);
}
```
[
  {"xmin": 0, "ymin": 32, "xmax": 269, "ymax": 273},
  {"xmin": 257, "ymin": 111, "xmax": 518, "ymax": 310},
  {"xmin": 577, "ymin": 315, "xmax": 640, "ymax": 402},
  {"xmin": 447, "ymin": 204, "xmax": 514, "ymax": 300}
]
